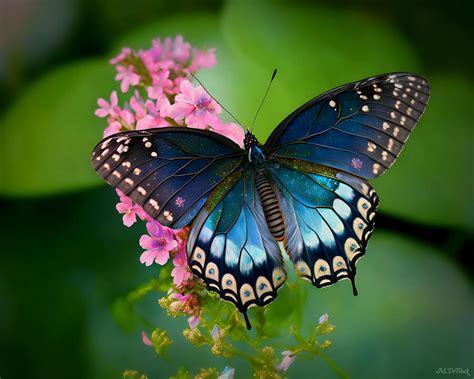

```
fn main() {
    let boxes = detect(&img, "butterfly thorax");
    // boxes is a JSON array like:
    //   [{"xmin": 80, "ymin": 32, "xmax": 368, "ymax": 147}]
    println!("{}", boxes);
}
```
[{"xmin": 248, "ymin": 145, "xmax": 265, "ymax": 169}]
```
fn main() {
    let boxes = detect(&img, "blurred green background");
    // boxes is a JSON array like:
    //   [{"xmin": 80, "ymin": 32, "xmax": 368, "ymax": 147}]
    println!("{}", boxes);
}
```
[{"xmin": 1, "ymin": 0, "xmax": 473, "ymax": 378}]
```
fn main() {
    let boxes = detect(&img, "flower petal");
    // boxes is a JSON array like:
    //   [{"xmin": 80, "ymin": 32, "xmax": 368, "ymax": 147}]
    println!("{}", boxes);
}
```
[
  {"xmin": 187, "ymin": 315, "xmax": 200, "ymax": 329},
  {"xmin": 122, "ymin": 212, "xmax": 137, "ymax": 227},
  {"xmin": 154, "ymin": 250, "xmax": 170, "ymax": 265},
  {"xmin": 141, "ymin": 331, "xmax": 153, "ymax": 346}
]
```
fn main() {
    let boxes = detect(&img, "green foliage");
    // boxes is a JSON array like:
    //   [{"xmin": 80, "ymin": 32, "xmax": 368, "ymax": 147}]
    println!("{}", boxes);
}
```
[
  {"xmin": 0, "ymin": 59, "xmax": 111, "ymax": 196},
  {"xmin": 112, "ymin": 267, "xmax": 173, "ymax": 331},
  {"xmin": 124, "ymin": 275, "xmax": 345, "ymax": 379},
  {"xmin": 170, "ymin": 368, "xmax": 191, "ymax": 379},
  {"xmin": 221, "ymin": 0, "xmax": 420, "ymax": 140},
  {"xmin": 123, "ymin": 370, "xmax": 148, "ymax": 379}
]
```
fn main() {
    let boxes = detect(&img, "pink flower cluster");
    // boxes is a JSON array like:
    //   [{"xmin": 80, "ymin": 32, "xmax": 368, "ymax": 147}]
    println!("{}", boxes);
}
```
[
  {"xmin": 95, "ymin": 35, "xmax": 244, "ymax": 144},
  {"xmin": 94, "ymin": 36, "xmax": 247, "ymax": 329}
]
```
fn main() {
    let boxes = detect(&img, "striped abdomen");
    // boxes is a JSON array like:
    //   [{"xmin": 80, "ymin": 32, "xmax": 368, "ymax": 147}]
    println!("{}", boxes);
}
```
[{"xmin": 256, "ymin": 172, "xmax": 285, "ymax": 241}]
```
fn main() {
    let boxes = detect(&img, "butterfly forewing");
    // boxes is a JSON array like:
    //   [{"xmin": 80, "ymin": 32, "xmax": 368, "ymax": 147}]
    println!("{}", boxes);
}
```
[
  {"xmin": 91, "ymin": 128, "xmax": 245, "ymax": 228},
  {"xmin": 264, "ymin": 73, "xmax": 430, "ymax": 179}
]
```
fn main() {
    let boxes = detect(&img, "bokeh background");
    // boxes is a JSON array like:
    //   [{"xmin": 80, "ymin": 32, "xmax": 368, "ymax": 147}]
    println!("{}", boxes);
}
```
[{"xmin": 1, "ymin": 0, "xmax": 473, "ymax": 378}]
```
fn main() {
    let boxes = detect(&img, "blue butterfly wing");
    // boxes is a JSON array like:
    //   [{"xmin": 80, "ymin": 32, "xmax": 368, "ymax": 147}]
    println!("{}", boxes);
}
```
[
  {"xmin": 91, "ymin": 128, "xmax": 245, "ymax": 228},
  {"xmin": 187, "ymin": 168, "xmax": 286, "ymax": 328},
  {"xmin": 267, "ymin": 159, "xmax": 378, "ymax": 293},
  {"xmin": 264, "ymin": 73, "xmax": 430, "ymax": 179}
]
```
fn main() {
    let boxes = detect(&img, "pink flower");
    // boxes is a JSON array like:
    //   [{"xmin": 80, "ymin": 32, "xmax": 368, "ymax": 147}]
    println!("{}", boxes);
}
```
[
  {"xmin": 147, "ymin": 70, "xmax": 173, "ymax": 99},
  {"xmin": 212, "ymin": 121, "xmax": 245, "ymax": 147},
  {"xmin": 171, "ymin": 250, "xmax": 191, "ymax": 286},
  {"xmin": 136, "ymin": 98, "xmax": 170, "ymax": 130},
  {"xmin": 169, "ymin": 80, "xmax": 221, "ymax": 129},
  {"xmin": 130, "ymin": 95, "xmax": 147, "ymax": 120},
  {"xmin": 276, "ymin": 351, "xmax": 296, "ymax": 372},
  {"xmin": 175, "ymin": 293, "xmax": 191, "ymax": 303},
  {"xmin": 170, "ymin": 35, "xmax": 191, "ymax": 62},
  {"xmin": 103, "ymin": 121, "xmax": 121, "ymax": 137},
  {"xmin": 139, "ymin": 220, "xmax": 178, "ymax": 266},
  {"xmin": 115, "ymin": 65, "xmax": 141, "ymax": 93},
  {"xmin": 115, "ymin": 189, "xmax": 148, "ymax": 227},
  {"xmin": 95, "ymin": 91, "xmax": 118, "ymax": 118},
  {"xmin": 187, "ymin": 315, "xmax": 200, "ymax": 329},
  {"xmin": 119, "ymin": 109, "xmax": 135, "ymax": 128},
  {"xmin": 187, "ymin": 48, "xmax": 216, "ymax": 72},
  {"xmin": 141, "ymin": 331, "xmax": 153, "ymax": 346},
  {"xmin": 110, "ymin": 47, "xmax": 132, "ymax": 64}
]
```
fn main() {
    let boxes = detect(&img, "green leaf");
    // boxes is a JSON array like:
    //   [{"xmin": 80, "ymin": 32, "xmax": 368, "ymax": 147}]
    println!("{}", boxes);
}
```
[
  {"xmin": 112, "ymin": 297, "xmax": 139, "ymax": 333},
  {"xmin": 0, "ymin": 59, "xmax": 113, "ymax": 196},
  {"xmin": 257, "ymin": 273, "xmax": 307, "ymax": 336},
  {"xmin": 291, "ymin": 231, "xmax": 473, "ymax": 378},
  {"xmin": 373, "ymin": 75, "xmax": 474, "ymax": 229},
  {"xmin": 222, "ymin": 0, "xmax": 420, "ymax": 141}
]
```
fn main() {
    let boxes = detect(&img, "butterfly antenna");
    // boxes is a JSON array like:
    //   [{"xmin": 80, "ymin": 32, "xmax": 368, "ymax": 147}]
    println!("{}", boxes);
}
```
[
  {"xmin": 190, "ymin": 73, "xmax": 244, "ymax": 128},
  {"xmin": 250, "ymin": 68, "xmax": 277, "ymax": 132}
]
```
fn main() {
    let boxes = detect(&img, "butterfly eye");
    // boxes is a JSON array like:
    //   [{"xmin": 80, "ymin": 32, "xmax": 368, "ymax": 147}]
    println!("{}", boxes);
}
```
[
  {"xmin": 258, "ymin": 283, "xmax": 266, "ymax": 290},
  {"xmin": 243, "ymin": 290, "xmax": 251, "ymax": 297},
  {"xmin": 226, "ymin": 279, "xmax": 232, "ymax": 286}
]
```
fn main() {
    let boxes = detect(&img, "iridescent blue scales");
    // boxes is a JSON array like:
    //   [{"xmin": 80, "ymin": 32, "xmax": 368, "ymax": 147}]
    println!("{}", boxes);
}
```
[
  {"xmin": 91, "ymin": 72, "xmax": 430, "ymax": 329},
  {"xmin": 187, "ymin": 171, "xmax": 287, "ymax": 328},
  {"xmin": 268, "ymin": 159, "xmax": 378, "ymax": 294},
  {"xmin": 266, "ymin": 73, "xmax": 430, "ymax": 178}
]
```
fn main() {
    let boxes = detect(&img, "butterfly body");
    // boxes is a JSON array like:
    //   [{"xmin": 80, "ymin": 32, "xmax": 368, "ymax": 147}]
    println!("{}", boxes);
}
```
[{"xmin": 92, "ymin": 72, "xmax": 430, "ymax": 329}]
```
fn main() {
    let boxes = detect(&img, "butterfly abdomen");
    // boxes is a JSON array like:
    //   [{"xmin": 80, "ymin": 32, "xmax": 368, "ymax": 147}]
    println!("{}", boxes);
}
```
[{"xmin": 255, "ymin": 172, "xmax": 285, "ymax": 241}]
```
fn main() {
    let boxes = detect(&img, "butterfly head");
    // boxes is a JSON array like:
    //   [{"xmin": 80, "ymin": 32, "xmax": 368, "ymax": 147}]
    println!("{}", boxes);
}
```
[
  {"xmin": 244, "ymin": 131, "xmax": 265, "ymax": 168},
  {"xmin": 243, "ymin": 131, "xmax": 259, "ymax": 149}
]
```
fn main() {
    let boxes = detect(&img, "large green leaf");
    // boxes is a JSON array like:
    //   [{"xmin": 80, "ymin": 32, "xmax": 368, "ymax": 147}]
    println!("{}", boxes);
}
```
[
  {"xmin": 373, "ymin": 75, "xmax": 474, "ymax": 229},
  {"xmin": 222, "ymin": 0, "xmax": 420, "ymax": 141},
  {"xmin": 0, "ymin": 59, "xmax": 113, "ymax": 196},
  {"xmin": 292, "ymin": 231, "xmax": 473, "ymax": 378}
]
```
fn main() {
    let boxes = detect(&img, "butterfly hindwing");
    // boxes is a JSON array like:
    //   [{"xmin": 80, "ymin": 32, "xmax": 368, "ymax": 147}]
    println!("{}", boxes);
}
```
[
  {"xmin": 187, "ymin": 168, "xmax": 286, "ymax": 327},
  {"xmin": 265, "ymin": 73, "xmax": 430, "ymax": 179},
  {"xmin": 91, "ymin": 128, "xmax": 245, "ymax": 228},
  {"xmin": 267, "ymin": 158, "xmax": 378, "ymax": 292}
]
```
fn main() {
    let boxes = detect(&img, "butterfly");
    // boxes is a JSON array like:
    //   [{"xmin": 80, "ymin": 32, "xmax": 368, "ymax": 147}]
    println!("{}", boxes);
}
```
[{"xmin": 91, "ymin": 72, "xmax": 430, "ymax": 329}]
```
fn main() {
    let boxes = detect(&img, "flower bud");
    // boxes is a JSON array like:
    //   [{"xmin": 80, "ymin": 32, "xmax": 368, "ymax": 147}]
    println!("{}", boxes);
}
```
[
  {"xmin": 183, "ymin": 327, "xmax": 206, "ymax": 346},
  {"xmin": 320, "ymin": 340, "xmax": 333, "ymax": 349},
  {"xmin": 211, "ymin": 340, "xmax": 223, "ymax": 356},
  {"xmin": 195, "ymin": 368, "xmax": 219, "ymax": 379},
  {"xmin": 150, "ymin": 328, "xmax": 172, "ymax": 355}
]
